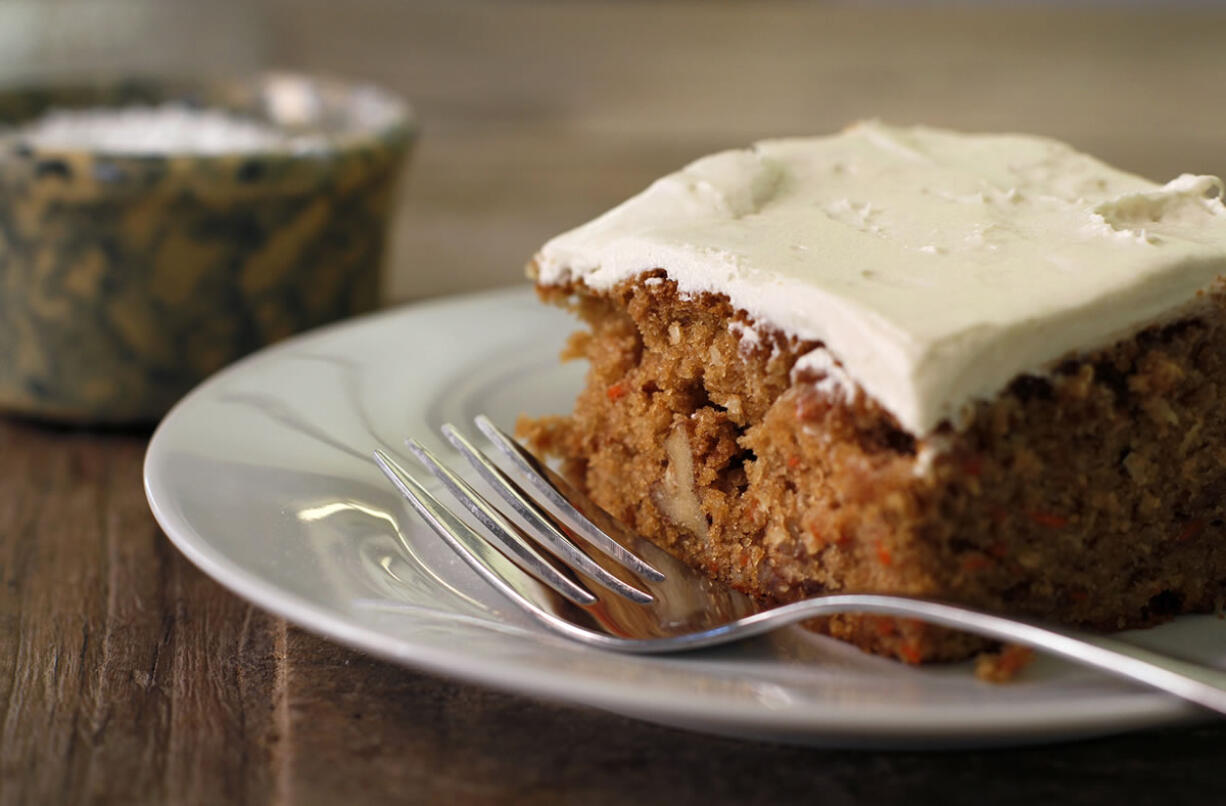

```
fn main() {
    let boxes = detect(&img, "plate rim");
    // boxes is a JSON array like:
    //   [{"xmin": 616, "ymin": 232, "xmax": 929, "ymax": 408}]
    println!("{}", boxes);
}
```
[{"xmin": 144, "ymin": 286, "xmax": 1203, "ymax": 746}]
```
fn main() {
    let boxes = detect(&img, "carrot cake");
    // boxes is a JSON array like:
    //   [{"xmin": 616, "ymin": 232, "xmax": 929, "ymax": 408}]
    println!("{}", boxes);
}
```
[{"xmin": 521, "ymin": 122, "xmax": 1226, "ymax": 663}]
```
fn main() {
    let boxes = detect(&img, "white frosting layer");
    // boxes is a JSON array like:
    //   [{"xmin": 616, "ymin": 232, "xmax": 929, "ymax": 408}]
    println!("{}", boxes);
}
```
[
  {"xmin": 792, "ymin": 347, "xmax": 858, "ymax": 404},
  {"xmin": 535, "ymin": 122, "xmax": 1226, "ymax": 435}
]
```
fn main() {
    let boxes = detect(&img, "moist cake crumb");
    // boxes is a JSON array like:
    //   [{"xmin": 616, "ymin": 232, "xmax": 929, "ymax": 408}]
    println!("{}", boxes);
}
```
[{"xmin": 974, "ymin": 645, "xmax": 1036, "ymax": 683}]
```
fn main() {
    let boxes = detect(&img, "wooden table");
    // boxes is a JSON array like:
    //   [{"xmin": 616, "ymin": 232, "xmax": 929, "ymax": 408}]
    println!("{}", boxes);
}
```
[{"xmin": 5, "ymin": 3, "xmax": 1226, "ymax": 803}]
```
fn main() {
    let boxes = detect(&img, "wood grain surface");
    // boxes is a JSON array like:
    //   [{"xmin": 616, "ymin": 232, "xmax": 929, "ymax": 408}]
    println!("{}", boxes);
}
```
[
  {"xmin": 4, "ymin": 2, "xmax": 1226, "ymax": 804},
  {"xmin": 3, "ymin": 418, "xmax": 1226, "ymax": 805}
]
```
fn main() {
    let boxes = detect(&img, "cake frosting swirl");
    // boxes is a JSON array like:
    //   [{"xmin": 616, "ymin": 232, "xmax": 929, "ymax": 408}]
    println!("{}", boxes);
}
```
[{"xmin": 535, "ymin": 122, "xmax": 1226, "ymax": 435}]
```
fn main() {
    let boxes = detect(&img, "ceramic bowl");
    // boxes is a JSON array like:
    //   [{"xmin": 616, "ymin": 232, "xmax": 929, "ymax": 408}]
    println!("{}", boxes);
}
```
[{"xmin": 0, "ymin": 73, "xmax": 414, "ymax": 423}]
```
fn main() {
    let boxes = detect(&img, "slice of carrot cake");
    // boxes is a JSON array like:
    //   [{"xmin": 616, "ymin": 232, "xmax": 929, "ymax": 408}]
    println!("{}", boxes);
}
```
[{"xmin": 521, "ymin": 122, "xmax": 1226, "ymax": 663}]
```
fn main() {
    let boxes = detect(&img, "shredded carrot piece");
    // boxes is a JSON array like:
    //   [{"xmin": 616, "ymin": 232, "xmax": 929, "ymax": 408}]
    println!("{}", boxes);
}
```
[
  {"xmin": 875, "ymin": 542, "xmax": 893, "ymax": 566},
  {"xmin": 1029, "ymin": 511, "xmax": 1069, "ymax": 529},
  {"xmin": 606, "ymin": 383, "xmax": 627, "ymax": 401},
  {"xmin": 744, "ymin": 498, "xmax": 758, "ymax": 518},
  {"xmin": 873, "ymin": 616, "xmax": 897, "ymax": 637},
  {"xmin": 996, "ymin": 646, "xmax": 1034, "ymax": 676},
  {"xmin": 962, "ymin": 553, "xmax": 991, "ymax": 573},
  {"xmin": 804, "ymin": 521, "xmax": 827, "ymax": 548},
  {"xmin": 898, "ymin": 641, "xmax": 924, "ymax": 664},
  {"xmin": 786, "ymin": 455, "xmax": 801, "ymax": 469},
  {"xmin": 1175, "ymin": 520, "xmax": 1206, "ymax": 542}
]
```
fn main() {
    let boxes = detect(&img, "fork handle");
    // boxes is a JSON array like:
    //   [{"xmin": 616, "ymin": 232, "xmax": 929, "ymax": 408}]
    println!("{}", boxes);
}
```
[{"xmin": 649, "ymin": 595, "xmax": 1226, "ymax": 716}]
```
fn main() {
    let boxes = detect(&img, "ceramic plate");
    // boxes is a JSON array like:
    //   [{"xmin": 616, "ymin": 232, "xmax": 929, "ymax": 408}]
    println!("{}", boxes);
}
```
[{"xmin": 145, "ymin": 287, "xmax": 1222, "ymax": 749}]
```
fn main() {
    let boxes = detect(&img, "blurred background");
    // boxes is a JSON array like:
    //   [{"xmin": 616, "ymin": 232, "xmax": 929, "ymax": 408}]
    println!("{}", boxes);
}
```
[{"xmin": 3, "ymin": 0, "xmax": 1224, "ymax": 302}]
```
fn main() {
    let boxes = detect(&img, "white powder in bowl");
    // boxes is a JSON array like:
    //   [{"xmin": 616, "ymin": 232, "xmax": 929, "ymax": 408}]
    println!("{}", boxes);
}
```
[{"xmin": 12, "ymin": 102, "xmax": 326, "ymax": 155}]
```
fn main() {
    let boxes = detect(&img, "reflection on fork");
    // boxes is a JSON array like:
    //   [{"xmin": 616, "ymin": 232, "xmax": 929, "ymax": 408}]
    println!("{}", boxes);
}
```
[{"xmin": 374, "ymin": 415, "xmax": 1226, "ymax": 716}]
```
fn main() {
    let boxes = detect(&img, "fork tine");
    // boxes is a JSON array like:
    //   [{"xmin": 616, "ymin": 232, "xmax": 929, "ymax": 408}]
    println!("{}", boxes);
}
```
[
  {"xmin": 474, "ymin": 415, "xmax": 666, "ymax": 582},
  {"xmin": 402, "ymin": 440, "xmax": 598, "ymax": 606},
  {"xmin": 372, "ymin": 450, "xmax": 580, "ymax": 616},
  {"xmin": 441, "ymin": 424, "xmax": 654, "ymax": 604}
]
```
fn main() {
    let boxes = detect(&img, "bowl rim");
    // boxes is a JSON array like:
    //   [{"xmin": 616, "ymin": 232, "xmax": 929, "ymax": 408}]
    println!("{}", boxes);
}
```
[{"xmin": 0, "ymin": 70, "xmax": 417, "ymax": 165}]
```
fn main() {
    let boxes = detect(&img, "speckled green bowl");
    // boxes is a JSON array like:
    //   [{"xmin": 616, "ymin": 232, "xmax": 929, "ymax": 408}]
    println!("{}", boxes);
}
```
[{"xmin": 0, "ymin": 73, "xmax": 413, "ymax": 424}]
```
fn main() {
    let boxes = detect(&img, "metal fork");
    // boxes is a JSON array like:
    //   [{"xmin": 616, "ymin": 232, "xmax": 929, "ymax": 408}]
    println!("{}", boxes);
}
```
[{"xmin": 374, "ymin": 415, "xmax": 1226, "ymax": 716}]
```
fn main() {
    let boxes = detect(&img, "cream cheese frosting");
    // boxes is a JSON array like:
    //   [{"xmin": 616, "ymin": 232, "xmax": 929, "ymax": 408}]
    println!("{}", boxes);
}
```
[{"xmin": 534, "ymin": 122, "xmax": 1226, "ymax": 435}]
